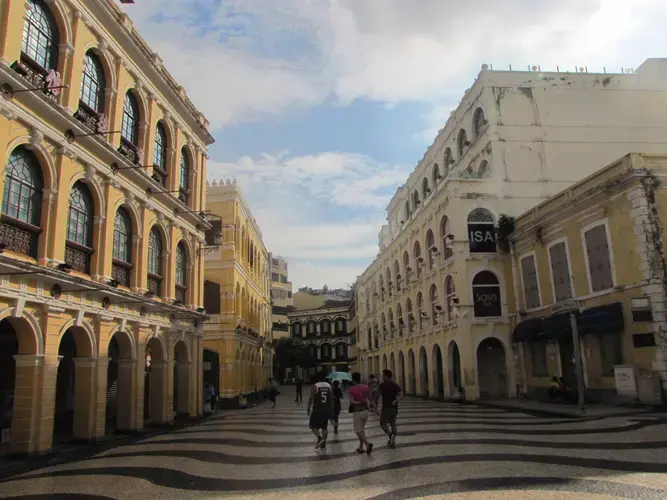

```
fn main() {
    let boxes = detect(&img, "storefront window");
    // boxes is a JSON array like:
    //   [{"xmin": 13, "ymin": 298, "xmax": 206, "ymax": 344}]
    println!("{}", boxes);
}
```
[{"xmin": 530, "ymin": 341, "xmax": 548, "ymax": 377}]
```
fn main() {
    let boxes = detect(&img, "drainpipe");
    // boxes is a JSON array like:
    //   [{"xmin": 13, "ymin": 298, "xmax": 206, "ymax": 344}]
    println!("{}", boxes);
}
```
[{"xmin": 510, "ymin": 242, "xmax": 528, "ymax": 395}]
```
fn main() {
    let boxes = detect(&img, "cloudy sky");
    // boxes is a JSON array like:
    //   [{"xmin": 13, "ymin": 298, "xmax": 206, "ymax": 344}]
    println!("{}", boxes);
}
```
[{"xmin": 122, "ymin": 0, "xmax": 666, "ymax": 289}]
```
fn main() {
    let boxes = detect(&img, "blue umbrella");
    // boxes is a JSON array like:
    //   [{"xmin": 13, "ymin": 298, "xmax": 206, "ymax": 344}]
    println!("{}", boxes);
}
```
[{"xmin": 326, "ymin": 371, "xmax": 353, "ymax": 382}]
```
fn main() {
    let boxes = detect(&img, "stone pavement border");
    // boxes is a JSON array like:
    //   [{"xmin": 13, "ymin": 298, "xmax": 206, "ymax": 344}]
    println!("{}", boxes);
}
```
[
  {"xmin": 0, "ymin": 412, "xmax": 218, "ymax": 482},
  {"xmin": 475, "ymin": 398, "xmax": 659, "ymax": 418}
]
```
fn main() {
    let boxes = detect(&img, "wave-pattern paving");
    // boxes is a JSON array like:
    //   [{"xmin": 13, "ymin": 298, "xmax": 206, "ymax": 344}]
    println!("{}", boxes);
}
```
[{"xmin": 2, "ymin": 397, "xmax": 667, "ymax": 499}]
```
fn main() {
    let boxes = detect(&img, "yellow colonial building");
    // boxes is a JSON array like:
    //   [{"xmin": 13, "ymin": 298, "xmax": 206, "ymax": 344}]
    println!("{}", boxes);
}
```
[
  {"xmin": 203, "ymin": 179, "xmax": 272, "ymax": 407},
  {"xmin": 0, "ymin": 0, "xmax": 214, "ymax": 455},
  {"xmin": 510, "ymin": 153, "xmax": 667, "ymax": 402}
]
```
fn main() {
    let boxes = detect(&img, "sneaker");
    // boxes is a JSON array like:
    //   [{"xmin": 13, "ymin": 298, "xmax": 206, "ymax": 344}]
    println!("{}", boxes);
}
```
[
  {"xmin": 315, "ymin": 438, "xmax": 324, "ymax": 449},
  {"xmin": 366, "ymin": 442, "xmax": 374, "ymax": 455},
  {"xmin": 356, "ymin": 447, "xmax": 365, "ymax": 454},
  {"xmin": 320, "ymin": 441, "xmax": 327, "ymax": 450},
  {"xmin": 389, "ymin": 434, "xmax": 396, "ymax": 448}
]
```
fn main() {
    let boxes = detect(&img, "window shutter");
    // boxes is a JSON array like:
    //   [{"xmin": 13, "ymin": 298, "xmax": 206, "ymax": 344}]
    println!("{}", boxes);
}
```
[
  {"xmin": 585, "ymin": 225, "xmax": 613, "ymax": 292},
  {"xmin": 520, "ymin": 255, "xmax": 540, "ymax": 309},
  {"xmin": 549, "ymin": 242, "xmax": 572, "ymax": 302}
]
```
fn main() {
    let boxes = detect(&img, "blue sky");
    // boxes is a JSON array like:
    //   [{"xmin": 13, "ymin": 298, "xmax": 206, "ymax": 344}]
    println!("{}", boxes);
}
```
[{"xmin": 123, "ymin": 0, "xmax": 666, "ymax": 289}]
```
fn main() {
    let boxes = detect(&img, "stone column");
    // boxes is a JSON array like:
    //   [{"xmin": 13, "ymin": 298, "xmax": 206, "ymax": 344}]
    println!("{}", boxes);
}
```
[
  {"xmin": 10, "ymin": 355, "xmax": 50, "ymax": 455},
  {"xmin": 174, "ymin": 361, "xmax": 190, "ymax": 415},
  {"xmin": 116, "ymin": 359, "xmax": 138, "ymax": 431},
  {"xmin": 38, "ymin": 188, "xmax": 58, "ymax": 266},
  {"xmin": 148, "ymin": 360, "xmax": 169, "ymax": 424},
  {"xmin": 72, "ymin": 357, "xmax": 102, "ymax": 442}
]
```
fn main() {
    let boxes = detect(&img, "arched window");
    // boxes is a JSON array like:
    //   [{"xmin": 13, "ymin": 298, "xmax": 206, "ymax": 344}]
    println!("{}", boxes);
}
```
[
  {"xmin": 22, "ymin": 0, "xmax": 59, "ymax": 70},
  {"xmin": 403, "ymin": 250, "xmax": 411, "ymax": 282},
  {"xmin": 412, "ymin": 190, "xmax": 420, "ymax": 210},
  {"xmin": 292, "ymin": 322, "xmax": 302, "ymax": 337},
  {"xmin": 379, "ymin": 274, "xmax": 385, "ymax": 301},
  {"xmin": 422, "ymin": 178, "xmax": 430, "ymax": 199},
  {"xmin": 335, "ymin": 317, "xmax": 346, "ymax": 333},
  {"xmin": 388, "ymin": 308, "xmax": 395, "ymax": 333},
  {"xmin": 175, "ymin": 242, "xmax": 187, "ymax": 303},
  {"xmin": 152, "ymin": 123, "xmax": 168, "ymax": 187},
  {"xmin": 321, "ymin": 319, "xmax": 331, "ymax": 335},
  {"xmin": 80, "ymin": 51, "xmax": 105, "ymax": 113},
  {"xmin": 112, "ymin": 208, "xmax": 132, "ymax": 287},
  {"xmin": 394, "ymin": 260, "xmax": 401, "ymax": 291},
  {"xmin": 65, "ymin": 182, "xmax": 93, "ymax": 273},
  {"xmin": 321, "ymin": 344, "xmax": 331, "ymax": 360},
  {"xmin": 417, "ymin": 292, "xmax": 424, "ymax": 328},
  {"xmin": 406, "ymin": 298, "xmax": 414, "ymax": 334},
  {"xmin": 1, "ymin": 147, "xmax": 43, "ymax": 257},
  {"xmin": 121, "ymin": 92, "xmax": 139, "ymax": 145},
  {"xmin": 179, "ymin": 148, "xmax": 190, "ymax": 204},
  {"xmin": 147, "ymin": 227, "xmax": 163, "ymax": 296},
  {"xmin": 381, "ymin": 312, "xmax": 387, "ymax": 338},
  {"xmin": 467, "ymin": 208, "xmax": 496, "ymax": 253},
  {"xmin": 404, "ymin": 200, "xmax": 411, "ymax": 221},
  {"xmin": 445, "ymin": 275, "xmax": 456, "ymax": 321},
  {"xmin": 429, "ymin": 284, "xmax": 440, "ymax": 326},
  {"xmin": 425, "ymin": 229, "xmax": 436, "ymax": 270},
  {"xmin": 385, "ymin": 268, "xmax": 392, "ymax": 297},
  {"xmin": 432, "ymin": 163, "xmax": 441, "ymax": 185},
  {"xmin": 396, "ymin": 304, "xmax": 404, "ymax": 335},
  {"xmin": 473, "ymin": 108, "xmax": 487, "ymax": 139},
  {"xmin": 336, "ymin": 343, "xmax": 347, "ymax": 358},
  {"xmin": 413, "ymin": 240, "xmax": 423, "ymax": 277},
  {"xmin": 443, "ymin": 147, "xmax": 453, "ymax": 169},
  {"xmin": 472, "ymin": 271, "xmax": 502, "ymax": 318},
  {"xmin": 457, "ymin": 129, "xmax": 469, "ymax": 157},
  {"xmin": 477, "ymin": 160, "xmax": 490, "ymax": 179},
  {"xmin": 307, "ymin": 320, "xmax": 316, "ymax": 336},
  {"xmin": 439, "ymin": 215, "xmax": 453, "ymax": 260}
]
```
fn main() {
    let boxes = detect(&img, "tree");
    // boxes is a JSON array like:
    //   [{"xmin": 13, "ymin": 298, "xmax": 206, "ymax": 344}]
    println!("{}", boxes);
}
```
[{"xmin": 272, "ymin": 337, "xmax": 316, "ymax": 377}]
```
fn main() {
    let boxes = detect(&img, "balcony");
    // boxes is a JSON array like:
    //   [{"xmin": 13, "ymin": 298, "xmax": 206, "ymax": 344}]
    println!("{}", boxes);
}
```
[
  {"xmin": 74, "ymin": 103, "xmax": 109, "ymax": 136},
  {"xmin": 152, "ymin": 165, "xmax": 168, "ymax": 187},
  {"xmin": 0, "ymin": 216, "xmax": 39, "ymax": 258},
  {"xmin": 112, "ymin": 260, "xmax": 132, "ymax": 287},
  {"xmin": 118, "ymin": 137, "xmax": 142, "ymax": 166},
  {"xmin": 11, "ymin": 57, "xmax": 61, "ymax": 103},
  {"xmin": 65, "ymin": 242, "xmax": 92, "ymax": 274},
  {"xmin": 147, "ymin": 273, "xmax": 162, "ymax": 296},
  {"xmin": 175, "ymin": 284, "xmax": 187, "ymax": 304}
]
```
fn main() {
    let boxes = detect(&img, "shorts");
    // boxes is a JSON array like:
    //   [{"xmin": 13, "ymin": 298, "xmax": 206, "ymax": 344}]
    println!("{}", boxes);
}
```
[
  {"xmin": 380, "ymin": 407, "xmax": 398, "ymax": 426},
  {"xmin": 352, "ymin": 410, "xmax": 369, "ymax": 433},
  {"xmin": 309, "ymin": 412, "xmax": 330, "ymax": 430}
]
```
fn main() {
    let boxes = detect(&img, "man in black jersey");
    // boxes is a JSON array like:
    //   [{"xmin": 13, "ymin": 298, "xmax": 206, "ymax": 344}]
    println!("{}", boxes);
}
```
[{"xmin": 307, "ymin": 371, "xmax": 333, "ymax": 450}]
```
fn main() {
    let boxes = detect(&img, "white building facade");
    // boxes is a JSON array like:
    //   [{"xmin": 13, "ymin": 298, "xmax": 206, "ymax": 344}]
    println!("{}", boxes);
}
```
[{"xmin": 356, "ymin": 58, "xmax": 667, "ymax": 400}]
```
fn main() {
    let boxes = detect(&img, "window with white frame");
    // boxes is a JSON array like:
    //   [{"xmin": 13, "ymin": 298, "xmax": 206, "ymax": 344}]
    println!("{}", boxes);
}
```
[
  {"xmin": 584, "ymin": 224, "xmax": 614, "ymax": 292},
  {"xmin": 521, "ymin": 255, "xmax": 541, "ymax": 309},
  {"xmin": 549, "ymin": 241, "xmax": 573, "ymax": 302}
]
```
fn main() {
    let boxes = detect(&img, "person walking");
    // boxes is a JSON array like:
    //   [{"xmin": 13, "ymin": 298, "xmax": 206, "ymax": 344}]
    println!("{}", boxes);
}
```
[
  {"xmin": 330, "ymin": 380, "xmax": 343, "ymax": 433},
  {"xmin": 349, "ymin": 372, "xmax": 374, "ymax": 454},
  {"xmin": 267, "ymin": 378, "xmax": 279, "ymax": 408},
  {"xmin": 378, "ymin": 369, "xmax": 403, "ymax": 448},
  {"xmin": 295, "ymin": 377, "xmax": 303, "ymax": 403},
  {"xmin": 307, "ymin": 372, "xmax": 333, "ymax": 450},
  {"xmin": 369, "ymin": 374, "xmax": 380, "ymax": 414}
]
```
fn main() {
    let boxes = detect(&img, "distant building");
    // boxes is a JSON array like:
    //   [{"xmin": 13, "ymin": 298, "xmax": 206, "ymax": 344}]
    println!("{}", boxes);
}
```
[
  {"xmin": 203, "ymin": 179, "xmax": 272, "ymax": 406},
  {"xmin": 293, "ymin": 286, "xmax": 354, "ymax": 310},
  {"xmin": 270, "ymin": 254, "xmax": 293, "ymax": 341},
  {"xmin": 288, "ymin": 301, "xmax": 353, "ymax": 375}
]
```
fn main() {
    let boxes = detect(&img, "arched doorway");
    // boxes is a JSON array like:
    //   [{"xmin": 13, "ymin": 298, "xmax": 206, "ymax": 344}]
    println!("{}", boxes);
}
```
[
  {"xmin": 419, "ymin": 346, "xmax": 429, "ymax": 397},
  {"xmin": 0, "ymin": 319, "xmax": 19, "ymax": 446},
  {"xmin": 144, "ymin": 337, "xmax": 167, "ymax": 424},
  {"xmin": 173, "ymin": 340, "xmax": 190, "ymax": 417},
  {"xmin": 432, "ymin": 344, "xmax": 444, "ymax": 399},
  {"xmin": 448, "ymin": 341, "xmax": 462, "ymax": 398},
  {"xmin": 106, "ymin": 330, "xmax": 135, "ymax": 433},
  {"xmin": 389, "ymin": 352, "xmax": 396, "ymax": 377},
  {"xmin": 477, "ymin": 338, "xmax": 508, "ymax": 398},
  {"xmin": 54, "ymin": 326, "xmax": 94, "ymax": 442},
  {"xmin": 382, "ymin": 353, "xmax": 387, "ymax": 371},
  {"xmin": 407, "ymin": 349, "xmax": 416, "ymax": 395},
  {"xmin": 203, "ymin": 349, "xmax": 220, "ymax": 399},
  {"xmin": 397, "ymin": 351, "xmax": 405, "ymax": 390}
]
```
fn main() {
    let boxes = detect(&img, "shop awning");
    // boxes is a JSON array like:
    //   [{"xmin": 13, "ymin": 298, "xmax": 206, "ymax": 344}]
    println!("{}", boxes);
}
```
[
  {"xmin": 577, "ymin": 301, "xmax": 624, "ymax": 335},
  {"xmin": 512, "ymin": 317, "xmax": 546, "ymax": 343}
]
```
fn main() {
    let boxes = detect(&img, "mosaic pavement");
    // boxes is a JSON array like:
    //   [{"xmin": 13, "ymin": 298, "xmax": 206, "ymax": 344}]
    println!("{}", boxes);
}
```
[{"xmin": 2, "ymin": 396, "xmax": 667, "ymax": 499}]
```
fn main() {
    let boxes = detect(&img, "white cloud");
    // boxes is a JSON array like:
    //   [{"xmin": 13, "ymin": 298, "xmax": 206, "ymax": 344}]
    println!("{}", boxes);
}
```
[
  {"xmin": 124, "ymin": 0, "xmax": 667, "ymax": 128},
  {"xmin": 206, "ymin": 151, "xmax": 403, "ymax": 284}
]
